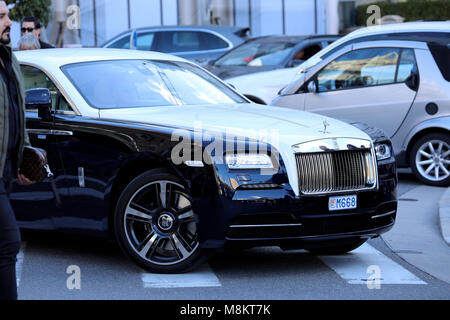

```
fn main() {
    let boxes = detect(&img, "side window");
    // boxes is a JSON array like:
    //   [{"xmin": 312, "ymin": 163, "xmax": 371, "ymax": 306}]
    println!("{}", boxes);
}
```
[
  {"xmin": 107, "ymin": 35, "xmax": 130, "ymax": 49},
  {"xmin": 396, "ymin": 49, "xmax": 417, "ymax": 83},
  {"xmin": 198, "ymin": 32, "xmax": 229, "ymax": 50},
  {"xmin": 136, "ymin": 32, "xmax": 155, "ymax": 51},
  {"xmin": 293, "ymin": 44, "xmax": 322, "ymax": 62},
  {"xmin": 158, "ymin": 31, "xmax": 201, "ymax": 53},
  {"xmin": 428, "ymin": 43, "xmax": 450, "ymax": 82},
  {"xmin": 21, "ymin": 65, "xmax": 72, "ymax": 112},
  {"xmin": 317, "ymin": 47, "xmax": 400, "ymax": 92}
]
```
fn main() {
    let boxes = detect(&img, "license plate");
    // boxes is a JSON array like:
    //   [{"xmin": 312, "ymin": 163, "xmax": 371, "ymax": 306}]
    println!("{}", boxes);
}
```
[{"xmin": 329, "ymin": 195, "xmax": 357, "ymax": 211}]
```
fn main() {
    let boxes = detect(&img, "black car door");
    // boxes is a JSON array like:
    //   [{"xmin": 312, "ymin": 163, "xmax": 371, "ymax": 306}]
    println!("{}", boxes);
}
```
[{"xmin": 10, "ymin": 65, "xmax": 69, "ymax": 229}]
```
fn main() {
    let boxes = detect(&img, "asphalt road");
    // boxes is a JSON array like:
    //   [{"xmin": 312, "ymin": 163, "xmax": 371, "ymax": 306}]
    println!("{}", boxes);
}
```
[{"xmin": 15, "ymin": 170, "xmax": 450, "ymax": 300}]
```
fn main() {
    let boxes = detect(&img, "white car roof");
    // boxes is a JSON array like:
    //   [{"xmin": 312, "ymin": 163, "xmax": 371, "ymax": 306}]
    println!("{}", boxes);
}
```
[
  {"xmin": 298, "ymin": 21, "xmax": 450, "ymax": 73},
  {"xmin": 347, "ymin": 21, "xmax": 450, "ymax": 36},
  {"xmin": 15, "ymin": 48, "xmax": 188, "ymax": 68}
]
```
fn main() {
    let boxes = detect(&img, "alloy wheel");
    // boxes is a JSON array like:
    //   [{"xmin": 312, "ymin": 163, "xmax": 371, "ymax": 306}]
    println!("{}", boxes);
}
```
[
  {"xmin": 123, "ymin": 180, "xmax": 199, "ymax": 266},
  {"xmin": 415, "ymin": 139, "xmax": 450, "ymax": 182}
]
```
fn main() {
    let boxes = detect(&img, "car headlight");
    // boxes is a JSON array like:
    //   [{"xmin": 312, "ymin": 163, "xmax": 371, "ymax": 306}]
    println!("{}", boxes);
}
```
[
  {"xmin": 225, "ymin": 154, "xmax": 274, "ymax": 169},
  {"xmin": 375, "ymin": 144, "xmax": 392, "ymax": 161}
]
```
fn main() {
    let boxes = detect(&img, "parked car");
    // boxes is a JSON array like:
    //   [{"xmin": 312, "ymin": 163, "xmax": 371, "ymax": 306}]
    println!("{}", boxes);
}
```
[
  {"xmin": 205, "ymin": 35, "xmax": 339, "ymax": 104},
  {"xmin": 296, "ymin": 21, "xmax": 450, "ymax": 76},
  {"xmin": 227, "ymin": 21, "xmax": 450, "ymax": 105},
  {"xmin": 273, "ymin": 39, "xmax": 450, "ymax": 186},
  {"xmin": 15, "ymin": 48, "xmax": 397, "ymax": 273},
  {"xmin": 101, "ymin": 25, "xmax": 250, "ymax": 65}
]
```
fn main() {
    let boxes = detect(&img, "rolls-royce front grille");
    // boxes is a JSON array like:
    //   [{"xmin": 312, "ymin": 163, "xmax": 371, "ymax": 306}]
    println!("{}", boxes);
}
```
[{"xmin": 295, "ymin": 150, "xmax": 376, "ymax": 194}]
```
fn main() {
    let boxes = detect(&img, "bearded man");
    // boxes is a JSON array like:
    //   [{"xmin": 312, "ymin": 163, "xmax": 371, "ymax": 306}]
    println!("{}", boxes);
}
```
[{"xmin": 0, "ymin": 1, "xmax": 34, "ymax": 300}]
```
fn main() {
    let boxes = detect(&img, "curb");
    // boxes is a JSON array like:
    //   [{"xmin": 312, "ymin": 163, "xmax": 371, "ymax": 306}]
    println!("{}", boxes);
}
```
[{"xmin": 438, "ymin": 187, "xmax": 450, "ymax": 246}]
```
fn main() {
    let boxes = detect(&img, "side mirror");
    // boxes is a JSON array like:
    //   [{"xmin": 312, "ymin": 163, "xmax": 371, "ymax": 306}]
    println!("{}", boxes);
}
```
[
  {"xmin": 25, "ymin": 88, "xmax": 52, "ymax": 120},
  {"xmin": 307, "ymin": 81, "xmax": 317, "ymax": 93}
]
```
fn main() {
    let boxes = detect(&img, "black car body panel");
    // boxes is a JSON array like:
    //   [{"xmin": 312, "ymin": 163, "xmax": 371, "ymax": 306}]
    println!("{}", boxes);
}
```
[{"xmin": 12, "ymin": 112, "xmax": 397, "ymax": 251}]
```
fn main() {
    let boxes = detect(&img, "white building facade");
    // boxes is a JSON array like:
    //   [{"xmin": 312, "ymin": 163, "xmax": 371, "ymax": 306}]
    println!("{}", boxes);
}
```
[{"xmin": 73, "ymin": 0, "xmax": 343, "ymax": 47}]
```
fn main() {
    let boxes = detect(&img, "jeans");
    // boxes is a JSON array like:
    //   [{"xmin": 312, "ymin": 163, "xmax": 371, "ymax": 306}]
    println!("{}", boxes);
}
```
[{"xmin": 0, "ymin": 159, "xmax": 21, "ymax": 300}]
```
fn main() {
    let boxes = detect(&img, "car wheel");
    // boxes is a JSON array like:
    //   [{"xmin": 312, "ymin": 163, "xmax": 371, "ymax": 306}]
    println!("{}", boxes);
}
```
[
  {"xmin": 306, "ymin": 239, "xmax": 366, "ymax": 255},
  {"xmin": 410, "ymin": 133, "xmax": 450, "ymax": 186},
  {"xmin": 114, "ymin": 169, "xmax": 208, "ymax": 273}
]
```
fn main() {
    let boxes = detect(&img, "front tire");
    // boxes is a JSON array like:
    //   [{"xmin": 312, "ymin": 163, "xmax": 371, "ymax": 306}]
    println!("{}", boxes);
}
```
[
  {"xmin": 114, "ymin": 169, "xmax": 207, "ymax": 273},
  {"xmin": 410, "ymin": 133, "xmax": 450, "ymax": 186}
]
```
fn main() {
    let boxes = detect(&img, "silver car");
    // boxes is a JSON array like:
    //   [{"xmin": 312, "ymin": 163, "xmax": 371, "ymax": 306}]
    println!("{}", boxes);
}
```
[
  {"xmin": 101, "ymin": 25, "xmax": 250, "ymax": 65},
  {"xmin": 273, "ymin": 40, "xmax": 450, "ymax": 186}
]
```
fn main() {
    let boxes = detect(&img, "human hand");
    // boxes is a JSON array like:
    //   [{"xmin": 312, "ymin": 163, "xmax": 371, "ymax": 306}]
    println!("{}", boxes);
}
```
[{"xmin": 16, "ymin": 174, "xmax": 35, "ymax": 185}]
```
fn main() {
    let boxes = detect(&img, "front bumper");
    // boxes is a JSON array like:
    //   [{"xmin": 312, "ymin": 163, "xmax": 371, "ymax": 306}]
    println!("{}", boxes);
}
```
[{"xmin": 192, "ymin": 158, "xmax": 398, "ymax": 249}]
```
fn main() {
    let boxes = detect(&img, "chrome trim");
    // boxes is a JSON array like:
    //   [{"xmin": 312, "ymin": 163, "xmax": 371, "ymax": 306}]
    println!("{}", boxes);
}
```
[
  {"xmin": 293, "ymin": 138, "xmax": 378, "ymax": 195},
  {"xmin": 51, "ymin": 130, "xmax": 73, "ymax": 136},
  {"xmin": 229, "ymin": 223, "xmax": 303, "ymax": 228},
  {"xmin": 78, "ymin": 167, "xmax": 85, "ymax": 188},
  {"xmin": 27, "ymin": 129, "xmax": 73, "ymax": 136},
  {"xmin": 184, "ymin": 160, "xmax": 204, "ymax": 167},
  {"xmin": 292, "ymin": 138, "xmax": 372, "ymax": 153},
  {"xmin": 27, "ymin": 129, "xmax": 52, "ymax": 135},
  {"xmin": 371, "ymin": 210, "xmax": 396, "ymax": 219}
]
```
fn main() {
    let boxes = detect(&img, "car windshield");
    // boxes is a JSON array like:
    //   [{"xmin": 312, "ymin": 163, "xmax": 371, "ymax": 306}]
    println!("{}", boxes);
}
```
[
  {"xmin": 61, "ymin": 60, "xmax": 247, "ymax": 109},
  {"xmin": 214, "ymin": 39, "xmax": 298, "ymax": 67}
]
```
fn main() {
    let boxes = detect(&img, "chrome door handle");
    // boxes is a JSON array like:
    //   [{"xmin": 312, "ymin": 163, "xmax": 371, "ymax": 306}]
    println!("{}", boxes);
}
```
[
  {"xmin": 51, "ymin": 130, "xmax": 73, "ymax": 136},
  {"xmin": 27, "ymin": 129, "xmax": 73, "ymax": 136}
]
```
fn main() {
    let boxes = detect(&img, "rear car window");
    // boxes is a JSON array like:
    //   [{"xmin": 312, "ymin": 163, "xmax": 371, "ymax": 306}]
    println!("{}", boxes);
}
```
[
  {"xmin": 108, "ymin": 35, "xmax": 131, "ymax": 49},
  {"xmin": 198, "ymin": 32, "xmax": 229, "ymax": 50},
  {"xmin": 427, "ymin": 42, "xmax": 450, "ymax": 82}
]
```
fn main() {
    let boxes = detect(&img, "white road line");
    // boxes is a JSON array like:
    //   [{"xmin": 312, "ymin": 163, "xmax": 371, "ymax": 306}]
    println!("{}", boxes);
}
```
[
  {"xmin": 16, "ymin": 242, "xmax": 26, "ymax": 288},
  {"xmin": 319, "ymin": 243, "xmax": 427, "ymax": 285},
  {"xmin": 141, "ymin": 264, "xmax": 221, "ymax": 288}
]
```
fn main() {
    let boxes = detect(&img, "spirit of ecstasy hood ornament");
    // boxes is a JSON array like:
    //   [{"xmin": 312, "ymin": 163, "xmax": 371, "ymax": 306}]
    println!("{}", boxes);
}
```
[{"xmin": 320, "ymin": 120, "xmax": 330, "ymax": 134}]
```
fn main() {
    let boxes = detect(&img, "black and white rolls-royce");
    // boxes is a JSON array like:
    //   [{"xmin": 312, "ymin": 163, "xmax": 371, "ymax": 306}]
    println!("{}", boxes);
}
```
[{"xmin": 13, "ymin": 49, "xmax": 397, "ymax": 273}]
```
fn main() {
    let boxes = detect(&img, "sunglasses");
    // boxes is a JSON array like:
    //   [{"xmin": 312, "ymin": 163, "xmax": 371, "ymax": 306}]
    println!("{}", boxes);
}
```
[{"xmin": 21, "ymin": 27, "xmax": 35, "ymax": 33}]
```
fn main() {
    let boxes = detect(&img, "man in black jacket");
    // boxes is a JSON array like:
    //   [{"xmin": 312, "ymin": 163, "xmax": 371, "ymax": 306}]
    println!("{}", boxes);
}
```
[
  {"xmin": 21, "ymin": 16, "xmax": 54, "ymax": 49},
  {"xmin": 0, "ymin": 1, "xmax": 34, "ymax": 300}
]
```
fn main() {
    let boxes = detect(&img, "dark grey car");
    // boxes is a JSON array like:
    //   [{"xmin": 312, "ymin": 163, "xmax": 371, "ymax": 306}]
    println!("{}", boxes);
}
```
[
  {"xmin": 205, "ymin": 35, "xmax": 340, "ymax": 81},
  {"xmin": 101, "ymin": 25, "xmax": 250, "ymax": 65}
]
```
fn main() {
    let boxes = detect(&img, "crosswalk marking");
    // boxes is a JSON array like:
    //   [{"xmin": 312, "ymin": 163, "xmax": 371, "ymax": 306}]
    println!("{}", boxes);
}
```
[
  {"xmin": 318, "ymin": 243, "xmax": 427, "ymax": 285},
  {"xmin": 16, "ymin": 242, "xmax": 26, "ymax": 288},
  {"xmin": 141, "ymin": 264, "xmax": 222, "ymax": 288},
  {"xmin": 18, "ymin": 242, "xmax": 425, "ymax": 290}
]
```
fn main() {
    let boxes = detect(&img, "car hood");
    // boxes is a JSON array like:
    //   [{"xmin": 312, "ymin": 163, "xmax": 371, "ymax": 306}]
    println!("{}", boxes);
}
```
[
  {"xmin": 99, "ymin": 103, "xmax": 372, "ymax": 196},
  {"xmin": 99, "ymin": 103, "xmax": 370, "ymax": 146},
  {"xmin": 205, "ymin": 65, "xmax": 278, "ymax": 80}
]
